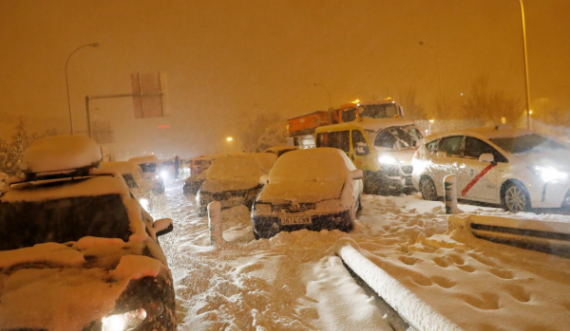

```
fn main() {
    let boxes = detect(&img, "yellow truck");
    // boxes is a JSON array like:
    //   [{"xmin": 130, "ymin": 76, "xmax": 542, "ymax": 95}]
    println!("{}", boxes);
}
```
[{"xmin": 315, "ymin": 118, "xmax": 423, "ymax": 194}]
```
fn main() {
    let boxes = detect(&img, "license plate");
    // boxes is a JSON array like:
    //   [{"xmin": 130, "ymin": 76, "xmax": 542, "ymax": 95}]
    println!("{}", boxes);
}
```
[{"xmin": 281, "ymin": 216, "xmax": 311, "ymax": 225}]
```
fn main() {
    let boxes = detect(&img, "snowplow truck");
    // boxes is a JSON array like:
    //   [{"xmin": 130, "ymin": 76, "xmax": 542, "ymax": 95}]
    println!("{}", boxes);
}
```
[{"xmin": 286, "ymin": 99, "xmax": 405, "ymax": 148}]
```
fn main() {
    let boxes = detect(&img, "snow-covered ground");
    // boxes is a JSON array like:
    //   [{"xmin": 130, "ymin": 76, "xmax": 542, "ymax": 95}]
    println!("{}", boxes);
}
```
[{"xmin": 156, "ymin": 181, "xmax": 570, "ymax": 331}]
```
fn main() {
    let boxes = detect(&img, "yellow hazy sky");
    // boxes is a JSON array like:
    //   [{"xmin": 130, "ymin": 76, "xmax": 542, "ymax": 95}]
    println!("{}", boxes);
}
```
[{"xmin": 1, "ymin": 0, "xmax": 568, "ymax": 157}]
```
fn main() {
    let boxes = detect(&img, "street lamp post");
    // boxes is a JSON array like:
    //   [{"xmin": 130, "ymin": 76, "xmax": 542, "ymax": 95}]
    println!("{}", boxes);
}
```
[
  {"xmin": 518, "ymin": 0, "xmax": 532, "ymax": 129},
  {"xmin": 65, "ymin": 42, "xmax": 99, "ymax": 134},
  {"xmin": 419, "ymin": 41, "xmax": 445, "ymax": 114},
  {"xmin": 313, "ymin": 83, "xmax": 332, "ymax": 110}
]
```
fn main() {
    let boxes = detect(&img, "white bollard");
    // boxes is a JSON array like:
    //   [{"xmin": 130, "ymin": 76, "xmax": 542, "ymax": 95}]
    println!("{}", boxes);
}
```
[
  {"xmin": 443, "ymin": 175, "xmax": 463, "ymax": 215},
  {"xmin": 208, "ymin": 201, "xmax": 225, "ymax": 246}
]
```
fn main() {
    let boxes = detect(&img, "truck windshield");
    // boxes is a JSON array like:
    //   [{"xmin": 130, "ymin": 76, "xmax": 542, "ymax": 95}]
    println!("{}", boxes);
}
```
[
  {"xmin": 360, "ymin": 104, "xmax": 399, "ymax": 119},
  {"xmin": 0, "ymin": 194, "xmax": 131, "ymax": 251}
]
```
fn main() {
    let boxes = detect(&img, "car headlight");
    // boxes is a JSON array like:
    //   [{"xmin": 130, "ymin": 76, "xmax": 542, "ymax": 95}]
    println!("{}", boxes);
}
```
[
  {"xmin": 528, "ymin": 165, "xmax": 568, "ymax": 182},
  {"xmin": 378, "ymin": 155, "xmax": 398, "ymax": 165},
  {"xmin": 102, "ymin": 308, "xmax": 147, "ymax": 331},
  {"xmin": 160, "ymin": 170, "xmax": 169, "ymax": 180}
]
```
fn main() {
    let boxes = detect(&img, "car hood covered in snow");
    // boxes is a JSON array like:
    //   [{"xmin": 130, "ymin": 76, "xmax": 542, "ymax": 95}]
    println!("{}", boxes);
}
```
[
  {"xmin": 201, "ymin": 178, "xmax": 260, "ymax": 193},
  {"xmin": 257, "ymin": 179, "xmax": 345, "ymax": 204},
  {"xmin": 0, "ymin": 238, "xmax": 169, "ymax": 331}
]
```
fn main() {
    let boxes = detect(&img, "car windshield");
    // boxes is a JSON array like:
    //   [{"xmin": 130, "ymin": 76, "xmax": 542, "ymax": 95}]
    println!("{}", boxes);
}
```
[
  {"xmin": 490, "ymin": 134, "xmax": 567, "ymax": 154},
  {"xmin": 360, "ymin": 104, "xmax": 399, "ymax": 119},
  {"xmin": 139, "ymin": 162, "xmax": 157, "ymax": 173},
  {"xmin": 0, "ymin": 194, "xmax": 131, "ymax": 251}
]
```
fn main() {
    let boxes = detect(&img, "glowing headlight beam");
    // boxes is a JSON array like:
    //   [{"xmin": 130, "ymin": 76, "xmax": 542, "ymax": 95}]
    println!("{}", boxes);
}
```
[
  {"xmin": 378, "ymin": 155, "xmax": 398, "ymax": 165},
  {"xmin": 528, "ymin": 165, "xmax": 568, "ymax": 182}
]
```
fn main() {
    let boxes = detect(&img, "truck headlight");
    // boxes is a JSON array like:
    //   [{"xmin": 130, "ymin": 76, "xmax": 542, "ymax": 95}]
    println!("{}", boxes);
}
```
[
  {"xmin": 102, "ymin": 308, "xmax": 147, "ymax": 331},
  {"xmin": 528, "ymin": 165, "xmax": 568, "ymax": 182},
  {"xmin": 378, "ymin": 155, "xmax": 398, "ymax": 165}
]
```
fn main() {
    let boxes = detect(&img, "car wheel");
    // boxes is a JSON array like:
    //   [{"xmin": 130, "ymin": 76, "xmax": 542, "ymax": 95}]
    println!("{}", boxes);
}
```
[
  {"xmin": 419, "ymin": 177, "xmax": 438, "ymax": 201},
  {"xmin": 502, "ymin": 182, "xmax": 530, "ymax": 213}
]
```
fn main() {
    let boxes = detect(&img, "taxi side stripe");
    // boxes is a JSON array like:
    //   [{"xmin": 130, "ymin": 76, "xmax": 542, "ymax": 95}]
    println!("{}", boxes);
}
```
[{"xmin": 461, "ymin": 163, "xmax": 496, "ymax": 196}]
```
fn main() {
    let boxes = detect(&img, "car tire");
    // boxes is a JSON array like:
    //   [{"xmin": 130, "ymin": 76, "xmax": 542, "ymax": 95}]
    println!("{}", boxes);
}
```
[
  {"xmin": 419, "ymin": 177, "xmax": 438, "ymax": 201},
  {"xmin": 502, "ymin": 181, "xmax": 530, "ymax": 213}
]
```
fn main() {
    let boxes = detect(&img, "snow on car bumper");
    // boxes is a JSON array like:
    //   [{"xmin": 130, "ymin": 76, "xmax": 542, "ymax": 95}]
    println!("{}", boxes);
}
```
[{"xmin": 252, "ymin": 210, "xmax": 353, "ymax": 239}]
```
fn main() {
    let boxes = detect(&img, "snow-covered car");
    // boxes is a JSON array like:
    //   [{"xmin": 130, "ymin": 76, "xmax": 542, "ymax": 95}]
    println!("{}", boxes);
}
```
[
  {"xmin": 182, "ymin": 153, "xmax": 226, "ymax": 195},
  {"xmin": 412, "ymin": 126, "xmax": 570, "ymax": 212},
  {"xmin": 263, "ymin": 145, "xmax": 299, "ymax": 157},
  {"xmin": 183, "ymin": 169, "xmax": 208, "ymax": 195},
  {"xmin": 315, "ymin": 118, "xmax": 423, "ymax": 194},
  {"xmin": 100, "ymin": 161, "xmax": 154, "ymax": 211},
  {"xmin": 196, "ymin": 153, "xmax": 277, "ymax": 216},
  {"xmin": 129, "ymin": 155, "xmax": 165, "ymax": 193},
  {"xmin": 251, "ymin": 148, "xmax": 363, "ymax": 239},
  {"xmin": 0, "ymin": 135, "xmax": 176, "ymax": 330}
]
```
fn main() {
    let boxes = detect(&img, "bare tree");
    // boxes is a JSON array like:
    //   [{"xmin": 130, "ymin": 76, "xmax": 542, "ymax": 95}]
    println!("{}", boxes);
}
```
[
  {"xmin": 462, "ymin": 77, "xmax": 522, "ymax": 124},
  {"xmin": 397, "ymin": 87, "xmax": 427, "ymax": 119}
]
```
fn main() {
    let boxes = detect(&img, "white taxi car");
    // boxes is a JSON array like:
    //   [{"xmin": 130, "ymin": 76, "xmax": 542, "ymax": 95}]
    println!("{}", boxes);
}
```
[{"xmin": 412, "ymin": 126, "xmax": 570, "ymax": 212}]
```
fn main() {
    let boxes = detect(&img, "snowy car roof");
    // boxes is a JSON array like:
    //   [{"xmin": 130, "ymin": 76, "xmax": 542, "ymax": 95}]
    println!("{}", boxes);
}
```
[
  {"xmin": 264, "ymin": 145, "xmax": 299, "ymax": 154},
  {"xmin": 268, "ymin": 147, "xmax": 356, "ymax": 184},
  {"xmin": 20, "ymin": 135, "xmax": 101, "ymax": 174},
  {"xmin": 316, "ymin": 118, "xmax": 416, "ymax": 133}
]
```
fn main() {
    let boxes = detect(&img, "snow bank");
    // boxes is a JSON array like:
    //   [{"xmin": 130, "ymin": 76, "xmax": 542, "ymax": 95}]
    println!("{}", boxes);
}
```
[
  {"xmin": 335, "ymin": 240, "xmax": 461, "ymax": 331},
  {"xmin": 20, "ymin": 135, "xmax": 101, "ymax": 174}
]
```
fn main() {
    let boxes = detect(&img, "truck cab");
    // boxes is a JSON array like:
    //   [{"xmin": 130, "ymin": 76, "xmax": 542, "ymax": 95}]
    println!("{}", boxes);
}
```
[{"xmin": 315, "ymin": 118, "xmax": 422, "ymax": 194}]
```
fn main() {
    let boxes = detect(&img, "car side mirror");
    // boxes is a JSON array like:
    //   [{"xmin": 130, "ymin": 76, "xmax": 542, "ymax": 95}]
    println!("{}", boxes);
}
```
[
  {"xmin": 478, "ymin": 153, "xmax": 495, "ymax": 163},
  {"xmin": 154, "ymin": 218, "xmax": 173, "ymax": 237},
  {"xmin": 259, "ymin": 174, "xmax": 269, "ymax": 185},
  {"xmin": 350, "ymin": 169, "xmax": 363, "ymax": 180}
]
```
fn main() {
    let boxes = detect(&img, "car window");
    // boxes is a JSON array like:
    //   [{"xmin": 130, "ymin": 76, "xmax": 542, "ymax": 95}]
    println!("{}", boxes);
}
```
[
  {"xmin": 438, "ymin": 136, "xmax": 464, "ymax": 157},
  {"xmin": 341, "ymin": 109, "xmax": 357, "ymax": 122},
  {"xmin": 426, "ymin": 140, "xmax": 439, "ymax": 154},
  {"xmin": 351, "ymin": 130, "xmax": 369, "ymax": 155},
  {"xmin": 464, "ymin": 137, "xmax": 508, "ymax": 163},
  {"xmin": 316, "ymin": 131, "xmax": 350, "ymax": 153},
  {"xmin": 490, "ymin": 134, "xmax": 567, "ymax": 154},
  {"xmin": 122, "ymin": 174, "xmax": 139, "ymax": 188},
  {"xmin": 0, "ymin": 194, "xmax": 131, "ymax": 250}
]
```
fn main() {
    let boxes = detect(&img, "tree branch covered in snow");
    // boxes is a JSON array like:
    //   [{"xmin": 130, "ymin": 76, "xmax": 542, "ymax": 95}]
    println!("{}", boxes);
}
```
[{"xmin": 0, "ymin": 118, "xmax": 59, "ymax": 177}]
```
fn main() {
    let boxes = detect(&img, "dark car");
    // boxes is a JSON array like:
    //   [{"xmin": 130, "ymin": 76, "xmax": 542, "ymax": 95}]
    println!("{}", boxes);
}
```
[
  {"xmin": 196, "ymin": 153, "xmax": 276, "ymax": 216},
  {"xmin": 0, "ymin": 135, "xmax": 176, "ymax": 331}
]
